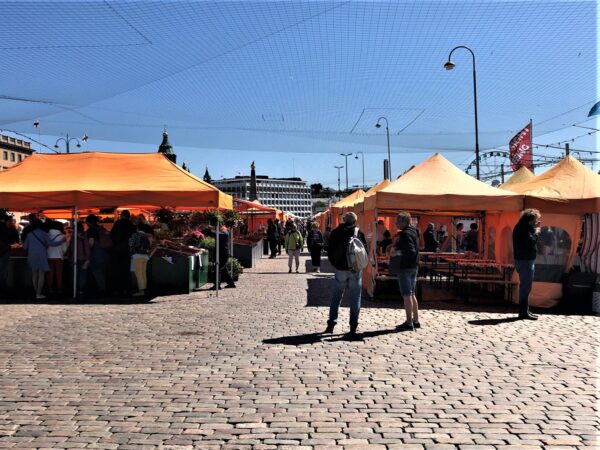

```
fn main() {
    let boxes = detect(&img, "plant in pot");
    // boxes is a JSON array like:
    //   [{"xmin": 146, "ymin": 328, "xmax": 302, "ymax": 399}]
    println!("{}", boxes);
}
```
[
  {"xmin": 202, "ymin": 209, "xmax": 223, "ymax": 226},
  {"xmin": 222, "ymin": 209, "xmax": 240, "ymax": 228},
  {"xmin": 226, "ymin": 257, "xmax": 243, "ymax": 281}
]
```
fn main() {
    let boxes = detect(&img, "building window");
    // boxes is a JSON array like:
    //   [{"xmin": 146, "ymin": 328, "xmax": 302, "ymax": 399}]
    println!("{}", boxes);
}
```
[
  {"xmin": 2, "ymin": 151, "xmax": 6, "ymax": 161},
  {"xmin": 10, "ymin": 153, "xmax": 15, "ymax": 162}
]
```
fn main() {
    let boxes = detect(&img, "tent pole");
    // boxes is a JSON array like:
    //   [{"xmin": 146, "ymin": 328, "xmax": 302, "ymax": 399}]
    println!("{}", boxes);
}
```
[
  {"xmin": 72, "ymin": 206, "xmax": 78, "ymax": 299},
  {"xmin": 374, "ymin": 208, "xmax": 379, "ymax": 296},
  {"xmin": 215, "ymin": 219, "xmax": 220, "ymax": 296}
]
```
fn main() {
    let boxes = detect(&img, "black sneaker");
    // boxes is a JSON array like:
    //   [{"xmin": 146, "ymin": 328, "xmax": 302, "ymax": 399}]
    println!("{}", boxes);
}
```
[
  {"xmin": 413, "ymin": 321, "xmax": 421, "ymax": 329},
  {"xmin": 396, "ymin": 321, "xmax": 415, "ymax": 331},
  {"xmin": 345, "ymin": 331, "xmax": 362, "ymax": 341},
  {"xmin": 519, "ymin": 314, "xmax": 538, "ymax": 321},
  {"xmin": 225, "ymin": 284, "xmax": 236, "ymax": 289},
  {"xmin": 323, "ymin": 324, "xmax": 335, "ymax": 334}
]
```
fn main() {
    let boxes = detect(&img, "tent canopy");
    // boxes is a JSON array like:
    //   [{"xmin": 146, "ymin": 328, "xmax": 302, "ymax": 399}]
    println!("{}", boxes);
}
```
[
  {"xmin": 365, "ymin": 153, "xmax": 523, "ymax": 212},
  {"xmin": 364, "ymin": 179, "xmax": 392, "ymax": 197},
  {"xmin": 234, "ymin": 198, "xmax": 278, "ymax": 214},
  {"xmin": 333, "ymin": 189, "xmax": 366, "ymax": 208},
  {"xmin": 499, "ymin": 167, "xmax": 535, "ymax": 190},
  {"xmin": 0, "ymin": 152, "xmax": 232, "ymax": 210},
  {"xmin": 503, "ymin": 156, "xmax": 600, "ymax": 213}
]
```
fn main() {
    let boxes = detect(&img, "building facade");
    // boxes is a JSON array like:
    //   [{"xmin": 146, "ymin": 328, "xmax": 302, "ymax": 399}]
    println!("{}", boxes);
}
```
[
  {"xmin": 0, "ymin": 134, "xmax": 33, "ymax": 170},
  {"xmin": 213, "ymin": 176, "xmax": 312, "ymax": 218}
]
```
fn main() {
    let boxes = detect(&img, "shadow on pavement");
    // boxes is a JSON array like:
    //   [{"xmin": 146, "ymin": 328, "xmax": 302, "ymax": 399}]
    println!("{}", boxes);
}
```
[
  {"xmin": 468, "ymin": 317, "xmax": 521, "ymax": 326},
  {"xmin": 263, "ymin": 327, "xmax": 405, "ymax": 346}
]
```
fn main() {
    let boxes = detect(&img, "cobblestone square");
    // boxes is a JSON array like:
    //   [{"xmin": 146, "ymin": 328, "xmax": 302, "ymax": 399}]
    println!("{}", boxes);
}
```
[{"xmin": 0, "ymin": 254, "xmax": 598, "ymax": 449}]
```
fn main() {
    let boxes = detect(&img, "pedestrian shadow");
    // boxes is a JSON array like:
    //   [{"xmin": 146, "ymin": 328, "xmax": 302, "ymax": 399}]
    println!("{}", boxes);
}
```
[
  {"xmin": 304, "ymin": 258, "xmax": 335, "ymax": 274},
  {"xmin": 468, "ymin": 317, "xmax": 521, "ymax": 326},
  {"xmin": 263, "ymin": 328, "xmax": 401, "ymax": 346}
]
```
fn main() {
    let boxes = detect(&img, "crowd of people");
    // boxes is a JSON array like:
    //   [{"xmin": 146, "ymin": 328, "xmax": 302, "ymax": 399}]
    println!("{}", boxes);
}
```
[{"xmin": 0, "ymin": 210, "xmax": 155, "ymax": 299}]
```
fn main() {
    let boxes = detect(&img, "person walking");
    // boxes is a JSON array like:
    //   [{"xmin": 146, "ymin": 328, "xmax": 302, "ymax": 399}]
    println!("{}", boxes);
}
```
[
  {"xmin": 275, "ymin": 219, "xmax": 284, "ymax": 255},
  {"xmin": 46, "ymin": 220, "xmax": 68, "ymax": 297},
  {"xmin": 0, "ymin": 212, "xmax": 19, "ymax": 295},
  {"xmin": 307, "ymin": 222, "xmax": 324, "ymax": 272},
  {"xmin": 284, "ymin": 223, "xmax": 304, "ymax": 273},
  {"xmin": 423, "ymin": 223, "xmax": 439, "ymax": 252},
  {"xmin": 393, "ymin": 211, "xmax": 421, "ymax": 331},
  {"xmin": 23, "ymin": 219, "xmax": 66, "ymax": 299},
  {"xmin": 110, "ymin": 210, "xmax": 136, "ymax": 295},
  {"xmin": 266, "ymin": 218, "xmax": 279, "ymax": 259},
  {"xmin": 323, "ymin": 212, "xmax": 366, "ymax": 338},
  {"xmin": 129, "ymin": 223, "xmax": 153, "ymax": 297},
  {"xmin": 513, "ymin": 209, "xmax": 541, "ymax": 320}
]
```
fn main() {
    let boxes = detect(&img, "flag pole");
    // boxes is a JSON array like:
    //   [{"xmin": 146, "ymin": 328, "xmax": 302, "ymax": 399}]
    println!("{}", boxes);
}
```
[{"xmin": 530, "ymin": 118, "xmax": 534, "ymax": 173}]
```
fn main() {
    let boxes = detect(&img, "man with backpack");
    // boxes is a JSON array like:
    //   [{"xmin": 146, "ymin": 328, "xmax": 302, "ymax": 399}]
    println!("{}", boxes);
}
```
[{"xmin": 324, "ymin": 212, "xmax": 367, "ymax": 339}]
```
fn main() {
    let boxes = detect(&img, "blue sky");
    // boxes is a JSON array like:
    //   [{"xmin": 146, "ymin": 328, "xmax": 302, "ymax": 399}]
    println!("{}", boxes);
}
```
[{"xmin": 0, "ymin": 0, "xmax": 597, "ymax": 187}]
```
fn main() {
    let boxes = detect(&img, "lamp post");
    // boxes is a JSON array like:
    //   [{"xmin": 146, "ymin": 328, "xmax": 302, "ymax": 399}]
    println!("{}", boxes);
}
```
[
  {"xmin": 54, "ymin": 133, "xmax": 87, "ymax": 153},
  {"xmin": 375, "ymin": 117, "xmax": 391, "ymax": 179},
  {"xmin": 444, "ymin": 45, "xmax": 480, "ymax": 180},
  {"xmin": 355, "ymin": 152, "xmax": 365, "ymax": 189},
  {"xmin": 340, "ymin": 153, "xmax": 352, "ymax": 192},
  {"xmin": 334, "ymin": 165, "xmax": 343, "ymax": 197}
]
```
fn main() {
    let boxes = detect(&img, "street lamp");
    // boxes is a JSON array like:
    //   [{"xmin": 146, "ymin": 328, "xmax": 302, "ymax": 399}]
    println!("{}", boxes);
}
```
[
  {"xmin": 340, "ymin": 153, "xmax": 352, "ymax": 192},
  {"xmin": 355, "ymin": 152, "xmax": 365, "ymax": 189},
  {"xmin": 375, "ymin": 117, "xmax": 391, "ymax": 180},
  {"xmin": 444, "ymin": 45, "xmax": 480, "ymax": 180},
  {"xmin": 334, "ymin": 165, "xmax": 343, "ymax": 196},
  {"xmin": 54, "ymin": 133, "xmax": 85, "ymax": 153}
]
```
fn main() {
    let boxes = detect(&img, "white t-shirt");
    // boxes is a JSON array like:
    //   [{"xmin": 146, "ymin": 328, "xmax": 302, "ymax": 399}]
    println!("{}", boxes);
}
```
[{"xmin": 47, "ymin": 229, "xmax": 68, "ymax": 259}]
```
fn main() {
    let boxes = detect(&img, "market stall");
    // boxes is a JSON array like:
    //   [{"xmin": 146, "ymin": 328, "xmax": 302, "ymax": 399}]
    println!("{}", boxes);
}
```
[
  {"xmin": 330, "ymin": 189, "xmax": 365, "ymax": 228},
  {"xmin": 0, "ymin": 152, "xmax": 233, "ymax": 298},
  {"xmin": 360, "ymin": 153, "xmax": 523, "ymax": 298},
  {"xmin": 499, "ymin": 155, "xmax": 600, "ymax": 307}
]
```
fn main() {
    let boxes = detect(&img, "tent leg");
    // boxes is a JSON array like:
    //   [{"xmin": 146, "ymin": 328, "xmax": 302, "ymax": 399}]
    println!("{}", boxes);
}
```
[{"xmin": 72, "ymin": 206, "xmax": 78, "ymax": 299}]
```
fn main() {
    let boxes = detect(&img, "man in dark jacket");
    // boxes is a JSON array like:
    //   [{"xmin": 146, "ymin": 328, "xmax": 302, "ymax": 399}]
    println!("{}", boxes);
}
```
[
  {"xmin": 266, "ymin": 219, "xmax": 279, "ymax": 259},
  {"xmin": 324, "ymin": 212, "xmax": 366, "ymax": 338},
  {"xmin": 205, "ymin": 225, "xmax": 236, "ymax": 290},
  {"xmin": 513, "ymin": 209, "xmax": 541, "ymax": 320},
  {"xmin": 393, "ymin": 211, "xmax": 421, "ymax": 331},
  {"xmin": 0, "ymin": 212, "xmax": 18, "ymax": 295},
  {"xmin": 423, "ymin": 223, "xmax": 439, "ymax": 252},
  {"xmin": 110, "ymin": 210, "xmax": 136, "ymax": 294}
]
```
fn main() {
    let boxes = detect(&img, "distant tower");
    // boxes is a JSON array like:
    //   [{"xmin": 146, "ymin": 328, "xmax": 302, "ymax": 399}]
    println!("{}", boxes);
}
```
[
  {"xmin": 249, "ymin": 161, "xmax": 258, "ymax": 201},
  {"xmin": 157, "ymin": 128, "xmax": 177, "ymax": 164},
  {"xmin": 203, "ymin": 165, "xmax": 213, "ymax": 184}
]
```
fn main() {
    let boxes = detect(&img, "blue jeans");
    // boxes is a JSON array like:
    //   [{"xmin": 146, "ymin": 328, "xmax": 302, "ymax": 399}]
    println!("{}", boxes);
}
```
[
  {"xmin": 328, "ymin": 270, "xmax": 362, "ymax": 331},
  {"xmin": 515, "ymin": 259, "xmax": 535, "ymax": 316}
]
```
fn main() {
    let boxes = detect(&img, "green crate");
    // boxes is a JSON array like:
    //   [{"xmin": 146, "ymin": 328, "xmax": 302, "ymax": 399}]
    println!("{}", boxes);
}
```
[{"xmin": 150, "ymin": 255, "xmax": 195, "ymax": 295}]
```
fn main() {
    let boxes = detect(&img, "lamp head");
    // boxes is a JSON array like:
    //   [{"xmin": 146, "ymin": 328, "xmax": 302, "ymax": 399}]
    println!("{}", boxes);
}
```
[
  {"xmin": 76, "ymin": 143, "xmax": 81, "ymax": 148},
  {"xmin": 444, "ymin": 60, "xmax": 455, "ymax": 70},
  {"xmin": 355, "ymin": 155, "xmax": 359, "ymax": 160},
  {"xmin": 375, "ymin": 123, "xmax": 381, "ymax": 129},
  {"xmin": 54, "ymin": 144, "xmax": 59, "ymax": 149}
]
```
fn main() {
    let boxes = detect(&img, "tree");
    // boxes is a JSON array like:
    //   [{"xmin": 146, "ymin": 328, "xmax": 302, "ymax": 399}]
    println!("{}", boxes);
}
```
[{"xmin": 310, "ymin": 183, "xmax": 323, "ymax": 196}]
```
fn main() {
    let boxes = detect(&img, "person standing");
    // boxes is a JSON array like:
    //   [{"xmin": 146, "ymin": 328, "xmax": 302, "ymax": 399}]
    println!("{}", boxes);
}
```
[
  {"xmin": 284, "ymin": 223, "xmax": 303, "ymax": 273},
  {"xmin": 454, "ymin": 222, "xmax": 465, "ymax": 252},
  {"xmin": 207, "ymin": 225, "xmax": 236, "ymax": 290},
  {"xmin": 46, "ymin": 220, "xmax": 68, "ymax": 297},
  {"xmin": 423, "ymin": 223, "xmax": 439, "ymax": 252},
  {"xmin": 324, "ymin": 212, "xmax": 366, "ymax": 338},
  {"xmin": 23, "ymin": 219, "xmax": 65, "ymax": 299},
  {"xmin": 129, "ymin": 223, "xmax": 153, "ymax": 297},
  {"xmin": 69, "ymin": 222, "xmax": 91, "ymax": 297},
  {"xmin": 85, "ymin": 215, "xmax": 111, "ymax": 296},
  {"xmin": 464, "ymin": 222, "xmax": 479, "ymax": 253},
  {"xmin": 513, "ymin": 209, "xmax": 541, "ymax": 320},
  {"xmin": 323, "ymin": 226, "xmax": 332, "ymax": 253},
  {"xmin": 307, "ymin": 223, "xmax": 324, "ymax": 272},
  {"xmin": 275, "ymin": 219, "xmax": 284, "ymax": 255},
  {"xmin": 266, "ymin": 218, "xmax": 279, "ymax": 259},
  {"xmin": 393, "ymin": 211, "xmax": 421, "ymax": 331},
  {"xmin": 0, "ymin": 212, "xmax": 19, "ymax": 295},
  {"xmin": 110, "ymin": 210, "xmax": 136, "ymax": 295}
]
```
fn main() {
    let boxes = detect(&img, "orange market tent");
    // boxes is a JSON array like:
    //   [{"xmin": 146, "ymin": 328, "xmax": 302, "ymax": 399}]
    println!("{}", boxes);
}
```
[
  {"xmin": 330, "ymin": 189, "xmax": 365, "ymax": 227},
  {"xmin": 499, "ymin": 166, "xmax": 535, "ymax": 190},
  {"xmin": 234, "ymin": 198, "xmax": 281, "ymax": 233},
  {"xmin": 361, "ymin": 153, "xmax": 523, "ymax": 297},
  {"xmin": 497, "ymin": 156, "xmax": 600, "ymax": 307},
  {"xmin": 0, "ymin": 152, "xmax": 233, "ymax": 210}
]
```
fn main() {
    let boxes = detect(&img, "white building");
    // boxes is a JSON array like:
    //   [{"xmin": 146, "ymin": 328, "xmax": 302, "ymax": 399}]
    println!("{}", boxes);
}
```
[{"xmin": 213, "ymin": 176, "xmax": 312, "ymax": 218}]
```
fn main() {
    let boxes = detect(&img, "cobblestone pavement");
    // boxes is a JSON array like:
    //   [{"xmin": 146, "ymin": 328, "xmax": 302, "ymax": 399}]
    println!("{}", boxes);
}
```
[{"xmin": 0, "ymin": 253, "xmax": 598, "ymax": 450}]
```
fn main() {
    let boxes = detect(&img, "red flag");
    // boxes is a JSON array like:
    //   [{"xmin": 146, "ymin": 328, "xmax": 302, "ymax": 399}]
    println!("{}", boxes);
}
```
[{"xmin": 509, "ymin": 122, "xmax": 533, "ymax": 171}]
